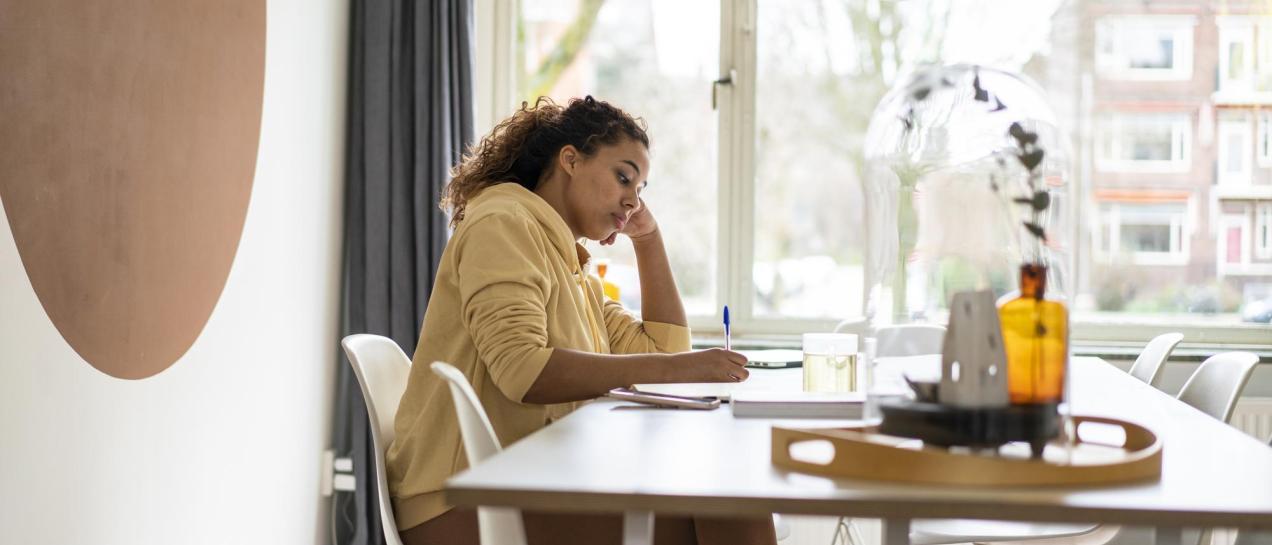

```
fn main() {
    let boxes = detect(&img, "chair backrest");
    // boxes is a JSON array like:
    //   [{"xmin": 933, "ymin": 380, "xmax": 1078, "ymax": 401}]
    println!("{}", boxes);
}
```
[
  {"xmin": 1177, "ymin": 351, "xmax": 1261, "ymax": 423},
  {"xmin": 430, "ymin": 362, "xmax": 502, "ymax": 464},
  {"xmin": 430, "ymin": 361, "xmax": 527, "ymax": 545},
  {"xmin": 1127, "ymin": 332, "xmax": 1184, "ymax": 389},
  {"xmin": 1235, "ymin": 527, "xmax": 1272, "ymax": 545},
  {"xmin": 833, "ymin": 316, "xmax": 870, "ymax": 336},
  {"xmin": 341, "ymin": 334, "xmax": 411, "ymax": 545},
  {"xmin": 875, "ymin": 324, "xmax": 947, "ymax": 358}
]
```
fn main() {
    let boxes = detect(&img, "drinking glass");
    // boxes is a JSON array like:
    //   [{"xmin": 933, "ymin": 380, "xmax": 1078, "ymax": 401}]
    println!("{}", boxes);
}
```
[{"xmin": 802, "ymin": 333, "xmax": 858, "ymax": 393}]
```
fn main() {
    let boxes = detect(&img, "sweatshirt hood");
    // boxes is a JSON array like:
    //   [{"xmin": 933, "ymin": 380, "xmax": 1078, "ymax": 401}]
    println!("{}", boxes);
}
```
[{"xmin": 465, "ymin": 183, "xmax": 592, "ymax": 274}]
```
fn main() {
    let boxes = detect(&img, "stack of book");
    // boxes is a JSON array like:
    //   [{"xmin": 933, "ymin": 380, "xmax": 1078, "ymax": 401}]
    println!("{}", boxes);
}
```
[{"xmin": 730, "ymin": 391, "xmax": 865, "ymax": 418}]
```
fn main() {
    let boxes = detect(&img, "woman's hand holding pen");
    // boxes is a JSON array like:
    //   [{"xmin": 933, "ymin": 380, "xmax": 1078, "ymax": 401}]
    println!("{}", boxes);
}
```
[{"xmin": 668, "ymin": 348, "xmax": 750, "ymax": 383}]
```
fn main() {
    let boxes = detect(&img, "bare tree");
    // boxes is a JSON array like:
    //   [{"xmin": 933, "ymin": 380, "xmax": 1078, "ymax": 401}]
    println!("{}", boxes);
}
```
[{"xmin": 518, "ymin": 0, "xmax": 607, "ymax": 102}]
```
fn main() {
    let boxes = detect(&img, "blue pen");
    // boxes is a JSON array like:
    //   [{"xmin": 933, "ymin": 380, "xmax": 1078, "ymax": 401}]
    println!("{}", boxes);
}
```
[{"xmin": 723, "ymin": 305, "xmax": 731, "ymax": 351}]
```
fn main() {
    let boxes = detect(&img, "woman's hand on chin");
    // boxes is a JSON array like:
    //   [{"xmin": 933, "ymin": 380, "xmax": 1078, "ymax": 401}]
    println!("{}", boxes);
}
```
[{"xmin": 600, "ymin": 198, "xmax": 657, "ymax": 246}]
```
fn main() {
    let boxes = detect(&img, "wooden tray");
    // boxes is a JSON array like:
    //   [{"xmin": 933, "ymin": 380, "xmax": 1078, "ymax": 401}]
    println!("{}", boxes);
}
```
[{"xmin": 772, "ymin": 416, "xmax": 1161, "ymax": 487}]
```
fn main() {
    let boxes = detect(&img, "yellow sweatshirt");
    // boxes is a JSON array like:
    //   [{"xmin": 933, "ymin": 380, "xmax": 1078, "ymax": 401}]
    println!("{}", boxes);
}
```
[{"xmin": 386, "ymin": 183, "xmax": 692, "ymax": 530}]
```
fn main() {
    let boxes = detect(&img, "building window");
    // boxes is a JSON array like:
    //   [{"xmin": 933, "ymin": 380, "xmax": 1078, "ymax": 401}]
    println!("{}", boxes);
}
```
[
  {"xmin": 1097, "ymin": 199, "xmax": 1190, "ymax": 266},
  {"xmin": 1096, "ymin": 16, "xmax": 1195, "ymax": 81},
  {"xmin": 485, "ymin": 1, "xmax": 1272, "ymax": 340},
  {"xmin": 1215, "ymin": 17, "xmax": 1272, "ymax": 99},
  {"xmin": 1096, "ymin": 113, "xmax": 1191, "ymax": 173},
  {"xmin": 1218, "ymin": 114, "xmax": 1253, "ymax": 185},
  {"xmin": 1258, "ymin": 203, "xmax": 1272, "ymax": 259},
  {"xmin": 1219, "ymin": 20, "xmax": 1256, "ymax": 93}
]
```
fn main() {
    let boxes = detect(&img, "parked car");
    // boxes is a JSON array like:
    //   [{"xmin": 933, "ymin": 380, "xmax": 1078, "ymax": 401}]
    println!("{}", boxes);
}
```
[{"xmin": 1242, "ymin": 297, "xmax": 1272, "ymax": 324}]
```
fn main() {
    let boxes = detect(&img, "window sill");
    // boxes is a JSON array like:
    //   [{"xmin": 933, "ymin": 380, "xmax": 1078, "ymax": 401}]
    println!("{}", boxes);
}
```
[{"xmin": 691, "ymin": 334, "xmax": 1272, "ymax": 362}]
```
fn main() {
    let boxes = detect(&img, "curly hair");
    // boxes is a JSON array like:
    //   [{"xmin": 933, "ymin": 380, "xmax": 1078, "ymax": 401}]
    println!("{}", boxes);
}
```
[{"xmin": 441, "ymin": 96, "xmax": 649, "ymax": 227}]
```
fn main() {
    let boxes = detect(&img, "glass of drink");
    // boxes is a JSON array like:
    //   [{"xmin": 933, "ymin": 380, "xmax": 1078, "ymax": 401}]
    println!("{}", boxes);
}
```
[{"xmin": 802, "ymin": 333, "xmax": 859, "ymax": 393}]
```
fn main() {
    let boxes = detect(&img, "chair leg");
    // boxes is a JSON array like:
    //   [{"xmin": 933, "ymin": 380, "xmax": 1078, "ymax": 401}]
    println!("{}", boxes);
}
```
[
  {"xmin": 883, "ymin": 518, "xmax": 913, "ymax": 545},
  {"xmin": 1156, "ymin": 526, "xmax": 1183, "ymax": 545},
  {"xmin": 623, "ymin": 510, "xmax": 655, "ymax": 545}
]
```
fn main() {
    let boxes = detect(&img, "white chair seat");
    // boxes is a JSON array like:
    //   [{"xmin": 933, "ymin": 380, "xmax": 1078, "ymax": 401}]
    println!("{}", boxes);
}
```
[{"xmin": 912, "ymin": 520, "xmax": 1100, "ymax": 545}]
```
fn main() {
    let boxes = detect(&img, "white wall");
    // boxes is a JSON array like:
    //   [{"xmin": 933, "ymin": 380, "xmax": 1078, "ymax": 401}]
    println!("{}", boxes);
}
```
[{"xmin": 0, "ymin": 1, "xmax": 347, "ymax": 543}]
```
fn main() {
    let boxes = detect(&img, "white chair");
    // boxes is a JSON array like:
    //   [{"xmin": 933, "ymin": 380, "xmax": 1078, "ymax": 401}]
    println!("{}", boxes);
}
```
[
  {"xmin": 1235, "ymin": 437, "xmax": 1272, "ymax": 545},
  {"xmin": 1172, "ymin": 351, "xmax": 1261, "ymax": 545},
  {"xmin": 341, "ymin": 334, "xmax": 411, "ymax": 545},
  {"xmin": 431, "ymin": 361, "xmax": 790, "ymax": 543},
  {"xmin": 431, "ymin": 361, "xmax": 528, "ymax": 545},
  {"xmin": 1177, "ymin": 351, "xmax": 1261, "ymax": 423},
  {"xmin": 1126, "ymin": 333, "xmax": 1184, "ymax": 389},
  {"xmin": 874, "ymin": 324, "xmax": 946, "ymax": 357}
]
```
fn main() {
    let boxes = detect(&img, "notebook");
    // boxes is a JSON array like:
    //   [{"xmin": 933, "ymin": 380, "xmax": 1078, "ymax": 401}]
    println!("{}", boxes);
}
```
[
  {"xmin": 730, "ymin": 391, "xmax": 865, "ymax": 418},
  {"xmin": 739, "ymin": 349, "xmax": 803, "ymax": 368}
]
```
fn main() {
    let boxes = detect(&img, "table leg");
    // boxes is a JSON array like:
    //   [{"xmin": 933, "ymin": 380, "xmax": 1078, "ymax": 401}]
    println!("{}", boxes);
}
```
[
  {"xmin": 1155, "ymin": 526, "xmax": 1183, "ymax": 545},
  {"xmin": 623, "ymin": 510, "xmax": 654, "ymax": 545},
  {"xmin": 882, "ymin": 518, "xmax": 911, "ymax": 545}
]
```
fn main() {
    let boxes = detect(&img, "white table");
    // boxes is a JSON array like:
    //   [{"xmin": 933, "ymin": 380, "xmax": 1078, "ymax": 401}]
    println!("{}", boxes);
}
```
[{"xmin": 445, "ymin": 357, "xmax": 1272, "ymax": 545}]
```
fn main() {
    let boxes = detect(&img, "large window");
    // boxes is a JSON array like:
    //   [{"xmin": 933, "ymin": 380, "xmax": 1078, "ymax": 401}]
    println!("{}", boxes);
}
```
[
  {"xmin": 515, "ymin": 0, "xmax": 720, "ymax": 316},
  {"xmin": 1095, "ymin": 16, "xmax": 1194, "ymax": 80},
  {"xmin": 1095, "ymin": 113, "xmax": 1191, "ymax": 173},
  {"xmin": 750, "ymin": 0, "xmax": 866, "ymax": 322},
  {"xmin": 481, "ymin": 0, "xmax": 1272, "ymax": 342}
]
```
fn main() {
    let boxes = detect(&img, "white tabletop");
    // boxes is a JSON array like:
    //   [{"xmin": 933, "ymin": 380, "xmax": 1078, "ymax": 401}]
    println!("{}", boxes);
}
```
[{"xmin": 445, "ymin": 357, "xmax": 1272, "ymax": 529}]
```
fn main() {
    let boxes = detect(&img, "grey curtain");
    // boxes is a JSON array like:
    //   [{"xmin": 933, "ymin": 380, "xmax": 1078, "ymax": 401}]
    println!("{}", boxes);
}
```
[{"xmin": 332, "ymin": 0, "xmax": 475, "ymax": 543}]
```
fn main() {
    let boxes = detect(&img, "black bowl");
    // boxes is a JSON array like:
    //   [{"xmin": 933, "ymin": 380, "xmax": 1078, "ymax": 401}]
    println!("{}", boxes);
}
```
[{"xmin": 878, "ymin": 400, "xmax": 1060, "ymax": 458}]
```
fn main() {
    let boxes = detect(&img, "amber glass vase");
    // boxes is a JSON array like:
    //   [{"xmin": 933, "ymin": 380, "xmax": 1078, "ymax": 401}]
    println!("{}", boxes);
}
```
[{"xmin": 999, "ymin": 263, "xmax": 1068, "ymax": 404}]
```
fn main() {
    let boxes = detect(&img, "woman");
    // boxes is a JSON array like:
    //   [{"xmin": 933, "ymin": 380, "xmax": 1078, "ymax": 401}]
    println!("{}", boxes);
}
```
[{"xmin": 389, "ymin": 96, "xmax": 776, "ymax": 545}]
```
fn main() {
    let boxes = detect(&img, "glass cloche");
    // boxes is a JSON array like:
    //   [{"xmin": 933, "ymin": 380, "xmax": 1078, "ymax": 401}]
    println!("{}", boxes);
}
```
[{"xmin": 862, "ymin": 64, "xmax": 1071, "ymax": 326}]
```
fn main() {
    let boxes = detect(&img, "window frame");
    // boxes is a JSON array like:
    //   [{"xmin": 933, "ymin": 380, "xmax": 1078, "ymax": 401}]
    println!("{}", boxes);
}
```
[
  {"xmin": 476, "ymin": 0, "xmax": 1271, "ymax": 346},
  {"xmin": 1095, "ymin": 16, "xmax": 1195, "ymax": 81},
  {"xmin": 1095, "ymin": 112, "xmax": 1192, "ymax": 174},
  {"xmin": 1258, "ymin": 111, "xmax": 1272, "ymax": 167},
  {"xmin": 1094, "ymin": 199, "xmax": 1191, "ymax": 266},
  {"xmin": 1218, "ymin": 113, "xmax": 1254, "ymax": 186},
  {"xmin": 1218, "ymin": 17, "xmax": 1257, "ymax": 94}
]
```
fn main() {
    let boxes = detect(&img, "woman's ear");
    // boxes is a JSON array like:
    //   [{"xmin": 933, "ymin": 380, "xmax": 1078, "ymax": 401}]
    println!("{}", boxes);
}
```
[{"xmin": 558, "ymin": 145, "xmax": 578, "ymax": 177}]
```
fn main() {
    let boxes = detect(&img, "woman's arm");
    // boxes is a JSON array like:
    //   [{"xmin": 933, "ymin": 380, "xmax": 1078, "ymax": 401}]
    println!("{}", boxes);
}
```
[
  {"xmin": 522, "ymin": 199, "xmax": 741, "ymax": 405},
  {"xmin": 605, "ymin": 198, "xmax": 685, "ymax": 326},
  {"xmin": 628, "ymin": 228, "xmax": 686, "ymax": 326},
  {"xmin": 522, "ymin": 347, "xmax": 746, "ymax": 404}
]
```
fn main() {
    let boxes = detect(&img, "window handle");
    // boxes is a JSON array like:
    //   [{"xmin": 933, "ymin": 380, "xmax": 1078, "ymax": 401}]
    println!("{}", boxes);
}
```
[{"xmin": 712, "ymin": 69, "xmax": 737, "ymax": 110}]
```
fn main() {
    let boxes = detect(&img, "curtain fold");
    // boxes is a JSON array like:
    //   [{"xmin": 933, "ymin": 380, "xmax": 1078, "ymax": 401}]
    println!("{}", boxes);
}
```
[{"xmin": 333, "ymin": 0, "xmax": 475, "ymax": 543}]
